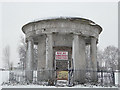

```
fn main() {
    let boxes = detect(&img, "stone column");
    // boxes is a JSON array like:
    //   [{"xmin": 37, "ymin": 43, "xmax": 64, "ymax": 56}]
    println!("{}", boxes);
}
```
[
  {"xmin": 72, "ymin": 34, "xmax": 86, "ymax": 84},
  {"xmin": 25, "ymin": 37, "xmax": 34, "ymax": 83},
  {"xmin": 90, "ymin": 37, "xmax": 98, "ymax": 82},
  {"xmin": 46, "ymin": 33, "xmax": 54, "ymax": 83},
  {"xmin": 37, "ymin": 35, "xmax": 46, "ymax": 81}
]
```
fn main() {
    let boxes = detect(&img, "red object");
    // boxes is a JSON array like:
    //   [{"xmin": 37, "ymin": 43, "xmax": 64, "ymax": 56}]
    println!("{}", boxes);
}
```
[{"xmin": 55, "ymin": 51, "xmax": 68, "ymax": 60}]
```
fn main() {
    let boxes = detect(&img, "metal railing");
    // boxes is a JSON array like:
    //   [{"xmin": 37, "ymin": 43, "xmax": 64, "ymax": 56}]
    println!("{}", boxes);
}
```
[{"xmin": 1, "ymin": 70, "xmax": 119, "ymax": 87}]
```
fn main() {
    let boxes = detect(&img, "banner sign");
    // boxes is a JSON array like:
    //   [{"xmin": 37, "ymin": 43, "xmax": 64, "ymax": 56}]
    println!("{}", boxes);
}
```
[
  {"xmin": 55, "ymin": 51, "xmax": 68, "ymax": 60},
  {"xmin": 57, "ymin": 71, "xmax": 68, "ymax": 80}
]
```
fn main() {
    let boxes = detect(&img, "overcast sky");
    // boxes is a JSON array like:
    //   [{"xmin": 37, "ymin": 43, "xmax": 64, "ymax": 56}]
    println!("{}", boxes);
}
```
[{"xmin": 0, "ymin": 2, "xmax": 118, "ymax": 68}]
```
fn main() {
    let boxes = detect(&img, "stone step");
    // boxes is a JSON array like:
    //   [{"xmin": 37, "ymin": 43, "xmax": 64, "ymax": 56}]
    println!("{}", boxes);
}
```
[{"xmin": 56, "ymin": 80, "xmax": 68, "ymax": 87}]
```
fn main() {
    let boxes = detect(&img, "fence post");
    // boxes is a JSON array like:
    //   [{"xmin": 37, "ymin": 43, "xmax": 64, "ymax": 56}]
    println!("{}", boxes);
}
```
[
  {"xmin": 112, "ymin": 71, "xmax": 115, "ymax": 86},
  {"xmin": 101, "ymin": 70, "xmax": 103, "ymax": 86}
]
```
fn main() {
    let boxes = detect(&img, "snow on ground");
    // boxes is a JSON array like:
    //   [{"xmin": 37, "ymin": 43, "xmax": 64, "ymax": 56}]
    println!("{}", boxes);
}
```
[
  {"xmin": 0, "ymin": 71, "xmax": 9, "ymax": 90},
  {"xmin": 1, "ymin": 84, "xmax": 118, "ymax": 89},
  {"xmin": 0, "ymin": 71, "xmax": 3, "ymax": 90},
  {"xmin": 0, "ymin": 71, "xmax": 119, "ymax": 89}
]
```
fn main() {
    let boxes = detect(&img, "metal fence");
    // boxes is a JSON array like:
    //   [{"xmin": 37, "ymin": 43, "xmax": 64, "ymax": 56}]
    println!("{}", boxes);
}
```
[{"xmin": 1, "ymin": 70, "xmax": 119, "ymax": 87}]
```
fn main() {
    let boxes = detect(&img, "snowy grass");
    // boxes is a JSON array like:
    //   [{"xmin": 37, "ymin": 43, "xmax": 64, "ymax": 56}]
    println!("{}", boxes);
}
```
[
  {"xmin": 0, "ymin": 71, "xmax": 119, "ymax": 89},
  {"xmin": 1, "ymin": 85, "xmax": 118, "ymax": 88}
]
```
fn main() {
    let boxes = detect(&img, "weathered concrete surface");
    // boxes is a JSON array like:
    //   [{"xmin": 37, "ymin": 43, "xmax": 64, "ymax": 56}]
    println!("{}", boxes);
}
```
[
  {"xmin": 46, "ymin": 33, "xmax": 54, "ymax": 81},
  {"xmin": 25, "ymin": 37, "xmax": 34, "ymax": 83},
  {"xmin": 53, "ymin": 33, "xmax": 73, "ymax": 47},
  {"xmin": 90, "ymin": 37, "xmax": 97, "ymax": 82},
  {"xmin": 46, "ymin": 34, "xmax": 53, "ymax": 70},
  {"xmin": 22, "ymin": 17, "xmax": 102, "ymax": 84},
  {"xmin": 37, "ymin": 35, "xmax": 46, "ymax": 81},
  {"xmin": 72, "ymin": 35, "xmax": 86, "ymax": 84},
  {"xmin": 22, "ymin": 18, "xmax": 102, "ymax": 40}
]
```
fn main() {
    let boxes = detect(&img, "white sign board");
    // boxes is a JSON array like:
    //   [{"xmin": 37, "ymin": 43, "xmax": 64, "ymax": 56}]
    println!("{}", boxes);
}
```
[{"xmin": 55, "ymin": 51, "xmax": 68, "ymax": 60}]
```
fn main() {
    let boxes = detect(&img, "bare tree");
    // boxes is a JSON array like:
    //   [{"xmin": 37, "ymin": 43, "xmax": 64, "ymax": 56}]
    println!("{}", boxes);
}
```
[
  {"xmin": 9, "ymin": 62, "xmax": 13, "ymax": 70},
  {"xmin": 18, "ymin": 36, "xmax": 27, "ymax": 70},
  {"xmin": 97, "ymin": 47, "xmax": 105, "ymax": 70},
  {"xmin": 103, "ymin": 46, "xmax": 119, "ymax": 71},
  {"xmin": 97, "ymin": 46, "xmax": 119, "ymax": 71},
  {"xmin": 118, "ymin": 51, "xmax": 120, "ymax": 70},
  {"xmin": 18, "ymin": 36, "xmax": 38, "ymax": 70},
  {"xmin": 3, "ymin": 45, "xmax": 10, "ymax": 70},
  {"xmin": 96, "ymin": 46, "xmax": 119, "ymax": 85}
]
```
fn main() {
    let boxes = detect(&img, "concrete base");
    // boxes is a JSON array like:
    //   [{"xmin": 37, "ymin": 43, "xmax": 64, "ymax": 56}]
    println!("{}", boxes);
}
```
[
  {"xmin": 73, "ymin": 70, "xmax": 86, "ymax": 84},
  {"xmin": 25, "ymin": 71, "xmax": 33, "ymax": 83},
  {"xmin": 37, "ymin": 70, "xmax": 48, "ymax": 82}
]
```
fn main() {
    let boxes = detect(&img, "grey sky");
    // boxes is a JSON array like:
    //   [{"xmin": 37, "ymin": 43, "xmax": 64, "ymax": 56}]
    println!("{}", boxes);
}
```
[{"xmin": 0, "ymin": 2, "xmax": 118, "ymax": 68}]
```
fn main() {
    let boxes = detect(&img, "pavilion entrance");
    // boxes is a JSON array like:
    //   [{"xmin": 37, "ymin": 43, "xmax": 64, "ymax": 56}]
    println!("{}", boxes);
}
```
[{"xmin": 53, "ymin": 47, "xmax": 73, "ymax": 85}]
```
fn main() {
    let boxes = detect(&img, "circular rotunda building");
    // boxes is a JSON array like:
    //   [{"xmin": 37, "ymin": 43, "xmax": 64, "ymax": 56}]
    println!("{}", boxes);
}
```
[{"xmin": 22, "ymin": 17, "xmax": 102, "ymax": 85}]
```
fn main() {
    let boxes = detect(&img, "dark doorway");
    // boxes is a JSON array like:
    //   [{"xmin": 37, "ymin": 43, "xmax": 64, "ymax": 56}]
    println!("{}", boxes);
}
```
[{"xmin": 53, "ymin": 46, "xmax": 72, "ymax": 81}]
